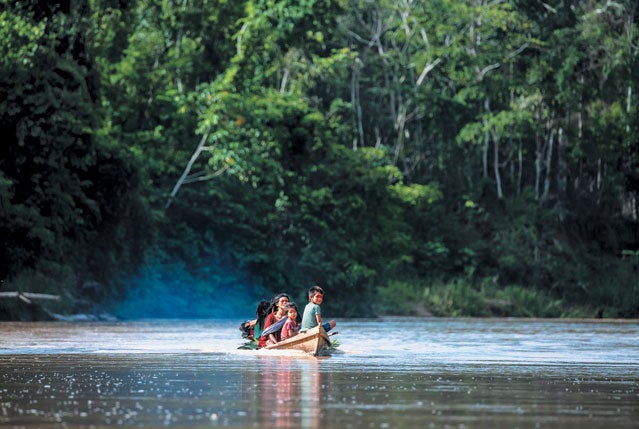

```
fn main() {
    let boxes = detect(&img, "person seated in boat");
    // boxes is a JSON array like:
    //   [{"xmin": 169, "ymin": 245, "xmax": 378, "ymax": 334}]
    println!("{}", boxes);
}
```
[
  {"xmin": 258, "ymin": 293, "xmax": 290, "ymax": 348},
  {"xmin": 240, "ymin": 299, "xmax": 272, "ymax": 341},
  {"xmin": 300, "ymin": 285, "xmax": 336, "ymax": 333},
  {"xmin": 280, "ymin": 302, "xmax": 302, "ymax": 341}
]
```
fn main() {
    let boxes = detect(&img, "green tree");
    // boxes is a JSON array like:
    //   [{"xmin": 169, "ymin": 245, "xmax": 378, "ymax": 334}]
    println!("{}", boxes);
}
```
[{"xmin": 0, "ymin": 1, "xmax": 149, "ymax": 296}]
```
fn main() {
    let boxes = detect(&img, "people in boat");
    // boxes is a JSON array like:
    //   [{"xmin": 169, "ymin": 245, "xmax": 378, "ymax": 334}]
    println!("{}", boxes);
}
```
[
  {"xmin": 300, "ymin": 285, "xmax": 336, "ymax": 333},
  {"xmin": 258, "ymin": 293, "xmax": 290, "ymax": 348},
  {"xmin": 280, "ymin": 302, "xmax": 301, "ymax": 341}
]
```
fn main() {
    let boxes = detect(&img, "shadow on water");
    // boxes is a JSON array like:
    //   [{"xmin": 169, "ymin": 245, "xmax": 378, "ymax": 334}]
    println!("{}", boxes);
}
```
[{"xmin": 0, "ymin": 318, "xmax": 638, "ymax": 428}]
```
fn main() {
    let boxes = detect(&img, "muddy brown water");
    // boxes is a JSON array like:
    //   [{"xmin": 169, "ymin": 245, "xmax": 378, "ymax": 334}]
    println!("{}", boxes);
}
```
[{"xmin": 1, "ymin": 318, "xmax": 637, "ymax": 428}]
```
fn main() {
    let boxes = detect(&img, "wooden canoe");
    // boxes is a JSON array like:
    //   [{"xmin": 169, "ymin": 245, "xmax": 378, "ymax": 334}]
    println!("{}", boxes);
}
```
[{"xmin": 264, "ymin": 325, "xmax": 332, "ymax": 356}]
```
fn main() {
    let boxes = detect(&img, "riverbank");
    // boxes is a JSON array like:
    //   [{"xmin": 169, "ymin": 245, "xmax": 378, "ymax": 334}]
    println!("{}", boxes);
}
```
[
  {"xmin": 375, "ymin": 279, "xmax": 608, "ymax": 318},
  {"xmin": 0, "ymin": 275, "xmax": 622, "ymax": 321},
  {"xmin": 0, "ymin": 290, "xmax": 116, "ymax": 322}
]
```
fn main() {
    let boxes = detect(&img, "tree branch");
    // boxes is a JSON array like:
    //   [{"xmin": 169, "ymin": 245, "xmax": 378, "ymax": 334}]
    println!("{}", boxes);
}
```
[
  {"xmin": 507, "ymin": 42, "xmax": 529, "ymax": 59},
  {"xmin": 182, "ymin": 165, "xmax": 230, "ymax": 184},
  {"xmin": 477, "ymin": 62, "xmax": 501, "ymax": 80},
  {"xmin": 165, "ymin": 127, "xmax": 211, "ymax": 210},
  {"xmin": 416, "ymin": 58, "xmax": 441, "ymax": 86}
]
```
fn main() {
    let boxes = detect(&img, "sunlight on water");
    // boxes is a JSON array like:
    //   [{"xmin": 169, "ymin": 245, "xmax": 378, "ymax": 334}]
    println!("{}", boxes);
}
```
[
  {"xmin": 1, "ymin": 318, "xmax": 637, "ymax": 428},
  {"xmin": 2, "ymin": 318, "xmax": 639, "ymax": 372}
]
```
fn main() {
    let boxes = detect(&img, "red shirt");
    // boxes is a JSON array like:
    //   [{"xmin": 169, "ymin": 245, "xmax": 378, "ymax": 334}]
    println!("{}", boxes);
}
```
[
  {"xmin": 281, "ymin": 319, "xmax": 300, "ymax": 340},
  {"xmin": 258, "ymin": 311, "xmax": 284, "ymax": 348}
]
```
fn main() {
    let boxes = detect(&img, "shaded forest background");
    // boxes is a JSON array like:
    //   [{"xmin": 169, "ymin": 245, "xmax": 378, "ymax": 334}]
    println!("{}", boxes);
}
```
[{"xmin": 1, "ymin": 0, "xmax": 638, "ymax": 320}]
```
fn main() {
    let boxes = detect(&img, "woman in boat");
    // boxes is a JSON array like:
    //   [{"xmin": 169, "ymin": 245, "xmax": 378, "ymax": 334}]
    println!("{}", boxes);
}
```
[
  {"xmin": 258, "ymin": 293, "xmax": 290, "ymax": 348},
  {"xmin": 252, "ymin": 299, "xmax": 272, "ymax": 340},
  {"xmin": 240, "ymin": 299, "xmax": 271, "ymax": 341}
]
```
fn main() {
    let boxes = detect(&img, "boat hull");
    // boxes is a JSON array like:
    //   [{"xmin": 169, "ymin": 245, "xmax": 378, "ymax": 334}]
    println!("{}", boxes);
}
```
[{"xmin": 264, "ymin": 325, "xmax": 331, "ymax": 356}]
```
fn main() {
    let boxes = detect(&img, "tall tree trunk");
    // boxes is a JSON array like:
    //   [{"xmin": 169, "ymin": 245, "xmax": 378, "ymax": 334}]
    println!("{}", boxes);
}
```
[
  {"xmin": 517, "ymin": 138, "xmax": 523, "ymax": 196},
  {"xmin": 542, "ymin": 127, "xmax": 555, "ymax": 201},
  {"xmin": 535, "ymin": 131, "xmax": 542, "ymax": 200},
  {"xmin": 393, "ymin": 105, "xmax": 407, "ymax": 167},
  {"xmin": 491, "ymin": 128, "xmax": 503, "ymax": 199},
  {"xmin": 280, "ymin": 68, "xmax": 289, "ymax": 93},
  {"xmin": 482, "ymin": 98, "xmax": 490, "ymax": 178},
  {"xmin": 627, "ymin": 83, "xmax": 632, "ymax": 134},
  {"xmin": 351, "ymin": 59, "xmax": 364, "ymax": 149},
  {"xmin": 555, "ymin": 125, "xmax": 568, "ymax": 213},
  {"xmin": 483, "ymin": 129, "xmax": 489, "ymax": 178},
  {"xmin": 534, "ymin": 106, "xmax": 544, "ymax": 200}
]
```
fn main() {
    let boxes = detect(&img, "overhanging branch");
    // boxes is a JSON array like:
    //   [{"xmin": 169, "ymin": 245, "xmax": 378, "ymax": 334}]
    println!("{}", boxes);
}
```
[{"xmin": 165, "ymin": 127, "xmax": 211, "ymax": 210}]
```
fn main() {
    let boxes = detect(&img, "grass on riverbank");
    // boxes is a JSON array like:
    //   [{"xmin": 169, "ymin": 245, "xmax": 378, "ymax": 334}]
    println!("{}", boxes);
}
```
[
  {"xmin": 3, "ymin": 262, "xmax": 634, "ymax": 320},
  {"xmin": 375, "ymin": 278, "xmax": 601, "ymax": 318}
]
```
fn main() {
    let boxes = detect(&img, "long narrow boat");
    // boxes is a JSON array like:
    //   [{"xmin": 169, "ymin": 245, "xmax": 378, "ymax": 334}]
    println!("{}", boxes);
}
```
[{"xmin": 264, "ymin": 325, "xmax": 332, "ymax": 356}]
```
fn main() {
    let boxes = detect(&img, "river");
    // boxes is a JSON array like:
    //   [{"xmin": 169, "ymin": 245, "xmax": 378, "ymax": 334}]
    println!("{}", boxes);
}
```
[{"xmin": 1, "ymin": 317, "xmax": 637, "ymax": 428}]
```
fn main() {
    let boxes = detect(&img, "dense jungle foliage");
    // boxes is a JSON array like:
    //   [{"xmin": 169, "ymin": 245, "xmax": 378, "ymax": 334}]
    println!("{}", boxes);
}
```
[{"xmin": 1, "ymin": 0, "xmax": 638, "ymax": 319}]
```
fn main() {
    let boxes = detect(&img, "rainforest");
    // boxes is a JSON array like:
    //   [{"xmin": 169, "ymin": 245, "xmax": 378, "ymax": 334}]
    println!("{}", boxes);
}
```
[{"xmin": 1, "ymin": 0, "xmax": 637, "ymax": 320}]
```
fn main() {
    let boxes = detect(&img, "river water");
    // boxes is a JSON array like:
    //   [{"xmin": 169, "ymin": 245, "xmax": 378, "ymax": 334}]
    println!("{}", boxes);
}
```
[{"xmin": 1, "ymin": 317, "xmax": 637, "ymax": 428}]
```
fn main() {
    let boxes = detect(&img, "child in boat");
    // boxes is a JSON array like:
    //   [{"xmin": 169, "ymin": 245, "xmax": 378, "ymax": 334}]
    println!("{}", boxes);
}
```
[
  {"xmin": 280, "ymin": 302, "xmax": 302, "ymax": 341},
  {"xmin": 300, "ymin": 285, "xmax": 336, "ymax": 333}
]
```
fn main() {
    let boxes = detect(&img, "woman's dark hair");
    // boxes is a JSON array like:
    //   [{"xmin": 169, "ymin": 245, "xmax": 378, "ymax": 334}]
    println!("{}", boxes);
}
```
[
  {"xmin": 255, "ymin": 300, "xmax": 271, "ymax": 330},
  {"xmin": 270, "ymin": 292, "xmax": 290, "ymax": 311}
]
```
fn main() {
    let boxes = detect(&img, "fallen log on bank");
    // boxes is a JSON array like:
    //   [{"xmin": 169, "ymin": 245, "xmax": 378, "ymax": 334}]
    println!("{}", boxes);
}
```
[
  {"xmin": 0, "ymin": 291, "xmax": 61, "ymax": 321},
  {"xmin": 0, "ymin": 291, "xmax": 116, "ymax": 322},
  {"xmin": 0, "ymin": 291, "xmax": 61, "ymax": 302}
]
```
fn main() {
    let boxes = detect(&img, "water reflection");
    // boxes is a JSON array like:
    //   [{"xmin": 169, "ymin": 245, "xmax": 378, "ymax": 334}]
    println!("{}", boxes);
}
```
[
  {"xmin": 301, "ymin": 360, "xmax": 321, "ymax": 428},
  {"xmin": 245, "ymin": 357, "xmax": 321, "ymax": 428}
]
